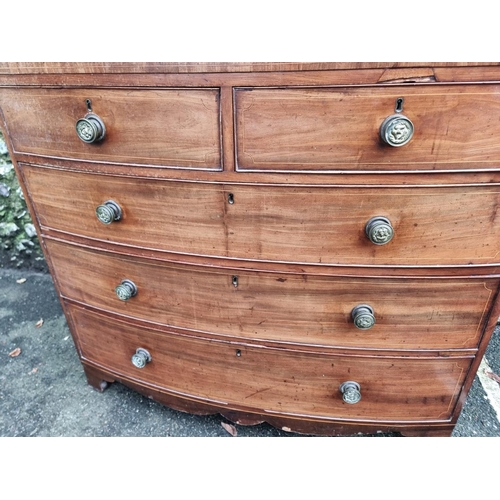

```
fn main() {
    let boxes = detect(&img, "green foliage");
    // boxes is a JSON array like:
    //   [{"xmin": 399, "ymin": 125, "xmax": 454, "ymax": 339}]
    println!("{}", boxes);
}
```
[{"xmin": 0, "ymin": 130, "xmax": 45, "ymax": 269}]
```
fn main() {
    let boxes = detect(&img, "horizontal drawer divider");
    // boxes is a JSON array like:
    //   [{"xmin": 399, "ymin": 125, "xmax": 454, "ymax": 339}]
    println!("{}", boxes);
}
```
[
  {"xmin": 42, "ymin": 232, "xmax": 500, "ymax": 278},
  {"xmin": 16, "ymin": 158, "xmax": 500, "ymax": 186}
]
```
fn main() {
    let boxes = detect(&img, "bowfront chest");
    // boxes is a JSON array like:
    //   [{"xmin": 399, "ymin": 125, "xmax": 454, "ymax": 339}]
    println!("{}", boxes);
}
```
[{"xmin": 2, "ymin": 62, "xmax": 500, "ymax": 436}]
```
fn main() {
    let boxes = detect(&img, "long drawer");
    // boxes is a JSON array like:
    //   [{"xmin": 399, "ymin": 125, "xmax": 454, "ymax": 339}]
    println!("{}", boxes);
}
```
[
  {"xmin": 0, "ymin": 88, "xmax": 221, "ymax": 169},
  {"xmin": 235, "ymin": 84, "xmax": 500, "ymax": 172},
  {"xmin": 67, "ymin": 303, "xmax": 472, "ymax": 422},
  {"xmin": 47, "ymin": 239, "xmax": 497, "ymax": 350},
  {"xmin": 23, "ymin": 164, "xmax": 500, "ymax": 266}
]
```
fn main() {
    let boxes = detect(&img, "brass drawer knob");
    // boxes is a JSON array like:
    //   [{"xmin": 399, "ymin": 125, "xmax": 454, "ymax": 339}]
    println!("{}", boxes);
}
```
[
  {"xmin": 96, "ymin": 200, "xmax": 122, "ymax": 225},
  {"xmin": 365, "ymin": 216, "xmax": 394, "ymax": 245},
  {"xmin": 131, "ymin": 348, "xmax": 151, "ymax": 369},
  {"xmin": 351, "ymin": 304, "xmax": 376, "ymax": 330},
  {"xmin": 340, "ymin": 381, "xmax": 361, "ymax": 404},
  {"xmin": 115, "ymin": 279, "xmax": 138, "ymax": 301},
  {"xmin": 380, "ymin": 114, "xmax": 414, "ymax": 147},
  {"xmin": 76, "ymin": 113, "xmax": 106, "ymax": 143}
]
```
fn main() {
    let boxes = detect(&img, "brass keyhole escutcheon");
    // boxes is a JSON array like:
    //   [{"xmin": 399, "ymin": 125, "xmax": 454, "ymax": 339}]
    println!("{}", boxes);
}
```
[{"xmin": 380, "ymin": 97, "xmax": 414, "ymax": 147}]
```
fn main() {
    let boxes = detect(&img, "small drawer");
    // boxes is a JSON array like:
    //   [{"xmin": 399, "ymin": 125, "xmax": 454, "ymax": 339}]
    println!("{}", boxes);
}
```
[
  {"xmin": 47, "ymin": 239, "xmax": 499, "ymax": 350},
  {"xmin": 67, "ymin": 304, "xmax": 472, "ymax": 423},
  {"xmin": 235, "ymin": 84, "xmax": 500, "ymax": 172},
  {"xmin": 0, "ymin": 87, "xmax": 221, "ymax": 169},
  {"xmin": 23, "ymin": 164, "xmax": 500, "ymax": 267}
]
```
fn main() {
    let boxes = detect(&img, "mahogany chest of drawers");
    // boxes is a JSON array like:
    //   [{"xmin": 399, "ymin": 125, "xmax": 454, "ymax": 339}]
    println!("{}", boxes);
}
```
[{"xmin": 2, "ymin": 62, "xmax": 500, "ymax": 436}]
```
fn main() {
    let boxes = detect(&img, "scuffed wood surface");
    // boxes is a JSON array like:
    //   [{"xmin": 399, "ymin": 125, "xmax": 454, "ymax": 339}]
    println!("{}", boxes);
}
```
[
  {"xmin": 2, "ymin": 62, "xmax": 498, "ymax": 437},
  {"xmin": 69, "ymin": 303, "xmax": 472, "ymax": 422},
  {"xmin": 235, "ymin": 85, "xmax": 500, "ymax": 172},
  {"xmin": 21, "ymin": 164, "xmax": 500, "ymax": 266},
  {"xmin": 1, "ymin": 62, "xmax": 498, "ymax": 74},
  {"xmin": 0, "ymin": 88, "xmax": 221, "ymax": 169},
  {"xmin": 46, "ymin": 238, "xmax": 497, "ymax": 350}
]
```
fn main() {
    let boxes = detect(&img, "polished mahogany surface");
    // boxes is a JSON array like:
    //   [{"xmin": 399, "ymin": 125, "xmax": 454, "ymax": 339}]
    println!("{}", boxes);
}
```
[{"xmin": 2, "ymin": 62, "xmax": 500, "ymax": 436}]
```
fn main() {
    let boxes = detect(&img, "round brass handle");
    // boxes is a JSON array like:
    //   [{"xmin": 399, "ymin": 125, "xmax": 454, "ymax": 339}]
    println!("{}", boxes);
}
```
[
  {"xmin": 96, "ymin": 200, "xmax": 122, "ymax": 225},
  {"xmin": 115, "ymin": 279, "xmax": 138, "ymax": 301},
  {"xmin": 131, "ymin": 348, "xmax": 151, "ymax": 369},
  {"xmin": 365, "ymin": 216, "xmax": 394, "ymax": 245},
  {"xmin": 76, "ymin": 113, "xmax": 106, "ymax": 143},
  {"xmin": 351, "ymin": 304, "xmax": 376, "ymax": 330},
  {"xmin": 340, "ymin": 381, "xmax": 361, "ymax": 404},
  {"xmin": 380, "ymin": 114, "xmax": 414, "ymax": 147}
]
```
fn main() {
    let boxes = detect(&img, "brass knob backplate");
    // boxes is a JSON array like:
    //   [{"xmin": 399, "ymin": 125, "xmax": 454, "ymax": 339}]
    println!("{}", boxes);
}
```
[
  {"xmin": 380, "ymin": 114, "xmax": 414, "ymax": 147},
  {"xmin": 115, "ymin": 279, "xmax": 138, "ymax": 301},
  {"xmin": 131, "ymin": 348, "xmax": 151, "ymax": 369},
  {"xmin": 365, "ymin": 216, "xmax": 394, "ymax": 245},
  {"xmin": 76, "ymin": 113, "xmax": 106, "ymax": 143},
  {"xmin": 340, "ymin": 381, "xmax": 362, "ymax": 404},
  {"xmin": 351, "ymin": 304, "xmax": 376, "ymax": 330},
  {"xmin": 96, "ymin": 200, "xmax": 122, "ymax": 225}
]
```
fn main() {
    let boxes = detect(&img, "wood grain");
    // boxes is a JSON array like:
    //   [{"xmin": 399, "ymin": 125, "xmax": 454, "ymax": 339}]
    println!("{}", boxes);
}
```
[
  {"xmin": 3, "ymin": 63, "xmax": 499, "ymax": 436},
  {"xmin": 0, "ymin": 62, "xmax": 497, "ymax": 74},
  {"xmin": 79, "ymin": 361, "xmax": 456, "ymax": 435},
  {"xmin": 21, "ymin": 164, "xmax": 500, "ymax": 266},
  {"xmin": 14, "ymin": 153, "xmax": 500, "ymax": 186},
  {"xmin": 46, "ymin": 238, "xmax": 497, "ymax": 351},
  {"xmin": 0, "ymin": 88, "xmax": 221, "ymax": 169},
  {"xmin": 235, "ymin": 85, "xmax": 500, "ymax": 172},
  {"xmin": 40, "ymin": 232, "xmax": 500, "ymax": 277},
  {"xmin": 68, "ymin": 304, "xmax": 472, "ymax": 422}
]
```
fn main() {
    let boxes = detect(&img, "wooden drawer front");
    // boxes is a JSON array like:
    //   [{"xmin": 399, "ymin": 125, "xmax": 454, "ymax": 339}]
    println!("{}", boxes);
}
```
[
  {"xmin": 235, "ymin": 85, "xmax": 500, "ymax": 172},
  {"xmin": 68, "ymin": 304, "xmax": 471, "ymax": 422},
  {"xmin": 47, "ymin": 239, "xmax": 497, "ymax": 350},
  {"xmin": 22, "ymin": 165, "xmax": 228, "ymax": 254},
  {"xmin": 0, "ymin": 88, "xmax": 221, "ymax": 169},
  {"xmin": 24, "ymin": 165, "xmax": 500, "ymax": 266},
  {"xmin": 220, "ymin": 184, "xmax": 500, "ymax": 266}
]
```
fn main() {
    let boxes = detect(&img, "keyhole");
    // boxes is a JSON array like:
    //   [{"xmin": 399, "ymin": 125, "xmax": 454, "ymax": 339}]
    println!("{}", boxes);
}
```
[
  {"xmin": 395, "ymin": 97, "xmax": 404, "ymax": 113},
  {"xmin": 86, "ymin": 99, "xmax": 93, "ymax": 112},
  {"xmin": 228, "ymin": 193, "xmax": 234, "ymax": 204},
  {"xmin": 232, "ymin": 276, "xmax": 238, "ymax": 288}
]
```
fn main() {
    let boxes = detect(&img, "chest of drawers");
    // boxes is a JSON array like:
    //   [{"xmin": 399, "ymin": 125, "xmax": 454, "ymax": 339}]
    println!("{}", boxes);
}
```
[{"xmin": 2, "ymin": 62, "xmax": 500, "ymax": 436}]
